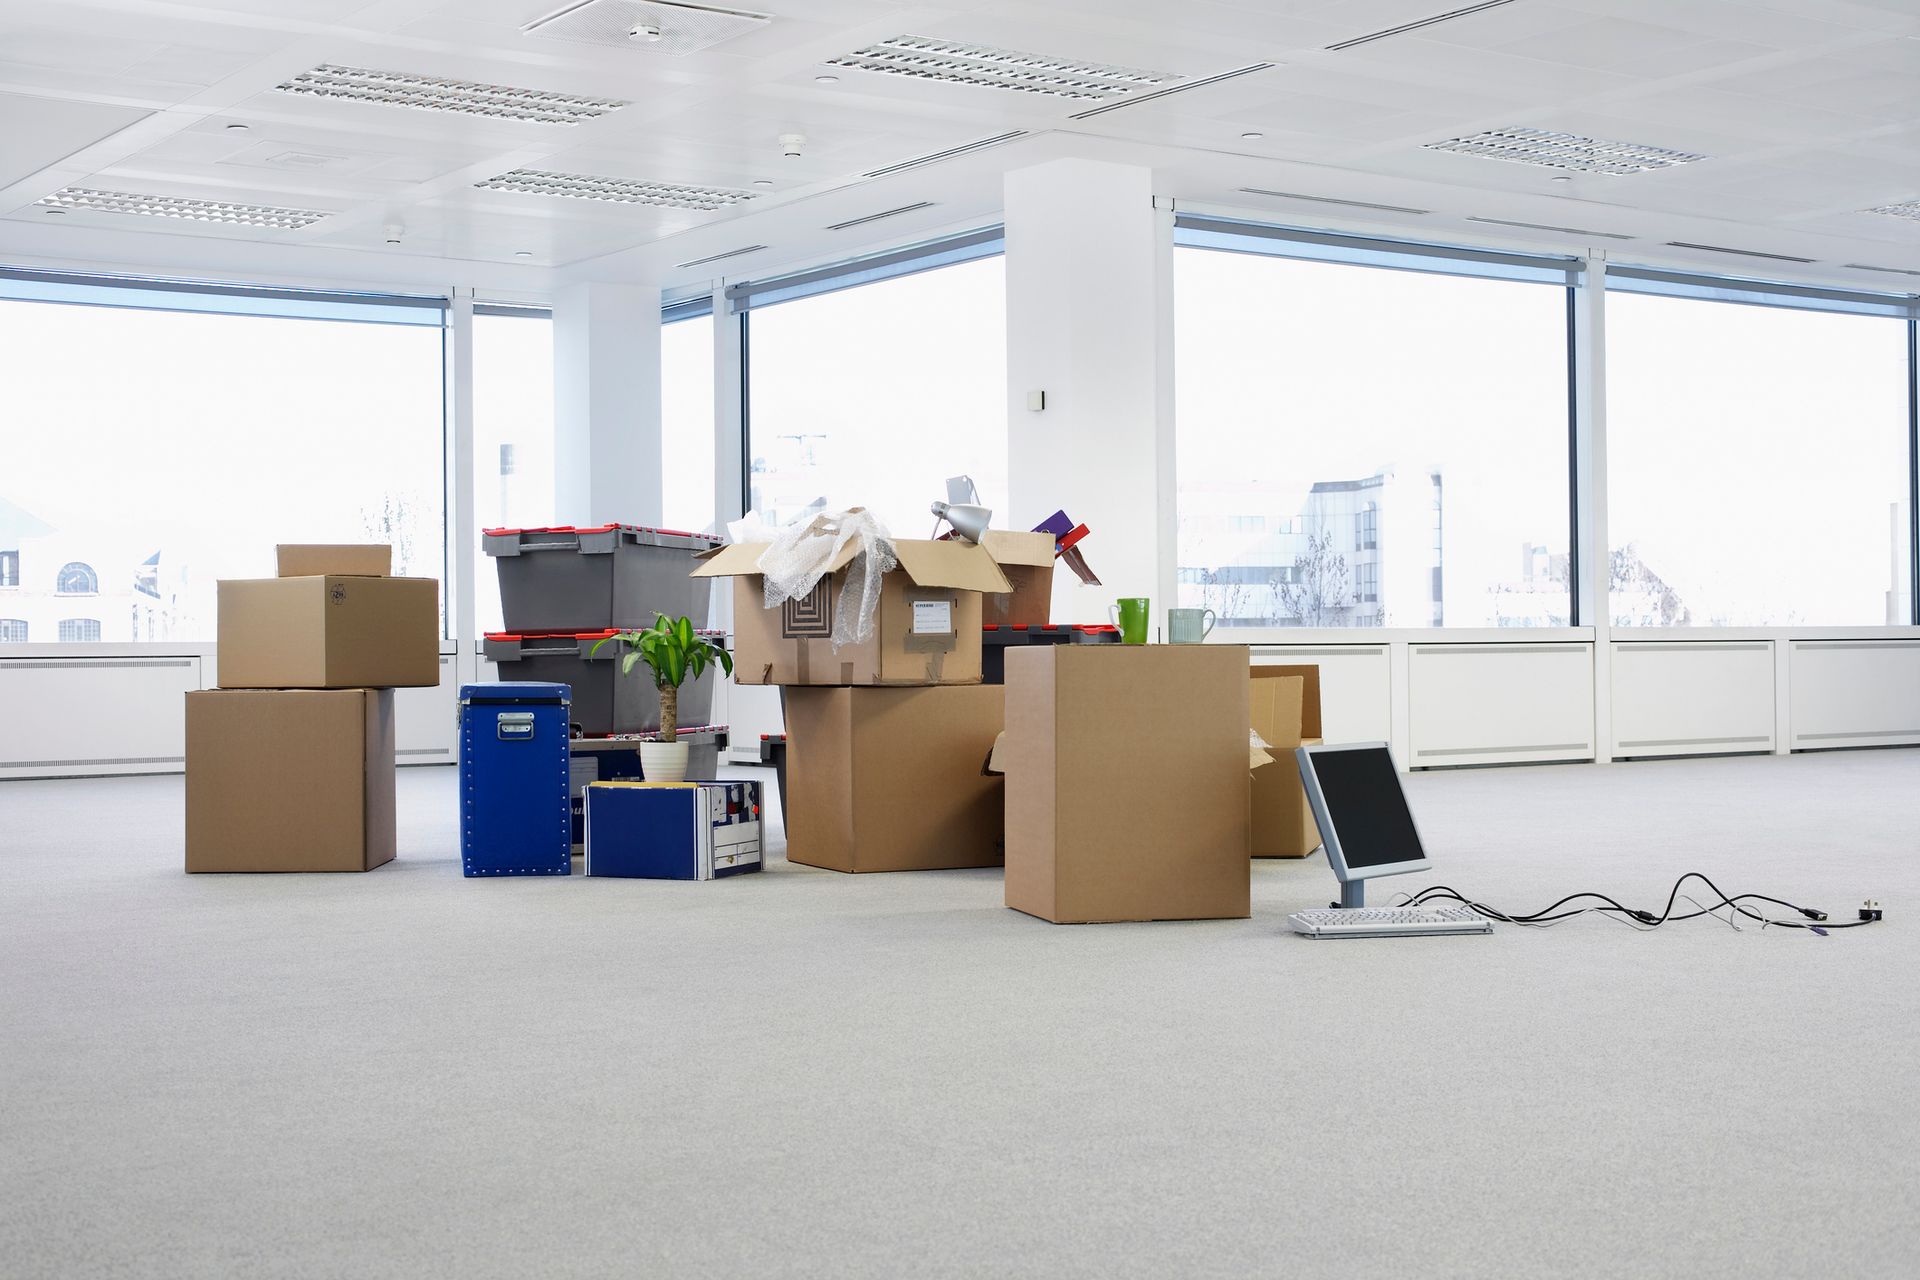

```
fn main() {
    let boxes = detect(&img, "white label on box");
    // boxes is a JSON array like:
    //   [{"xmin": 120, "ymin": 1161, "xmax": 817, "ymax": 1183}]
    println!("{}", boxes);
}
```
[{"xmin": 912, "ymin": 599, "xmax": 953, "ymax": 635}]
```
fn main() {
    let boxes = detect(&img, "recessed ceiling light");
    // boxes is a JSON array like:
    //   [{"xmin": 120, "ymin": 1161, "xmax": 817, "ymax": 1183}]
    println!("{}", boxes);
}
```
[
  {"xmin": 1240, "ymin": 131, "xmax": 1264, "ymax": 139},
  {"xmin": 1425, "ymin": 126, "xmax": 1706, "ymax": 176},
  {"xmin": 815, "ymin": 73, "xmax": 839, "ymax": 83},
  {"xmin": 224, "ymin": 122, "xmax": 250, "ymax": 132},
  {"xmin": 1865, "ymin": 200, "xmax": 1920, "ymax": 221},
  {"xmin": 477, "ymin": 167, "xmax": 757, "ymax": 212},
  {"xmin": 827, "ymin": 34, "xmax": 1176, "ymax": 101},
  {"xmin": 35, "ymin": 186, "xmax": 328, "ymax": 229},
  {"xmin": 752, "ymin": 179, "xmax": 773, "ymax": 186},
  {"xmin": 275, "ymin": 64, "xmax": 627, "ymax": 125},
  {"xmin": 515, "ymin": 250, "xmax": 534, "ymax": 257},
  {"xmin": 43, "ymin": 206, "xmax": 67, "ymax": 215},
  {"xmin": 1550, "ymin": 175, "xmax": 1573, "ymax": 183}
]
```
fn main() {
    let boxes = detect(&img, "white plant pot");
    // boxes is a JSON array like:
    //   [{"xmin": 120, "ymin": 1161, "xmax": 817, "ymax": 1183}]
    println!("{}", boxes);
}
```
[{"xmin": 640, "ymin": 740, "xmax": 690, "ymax": 783}]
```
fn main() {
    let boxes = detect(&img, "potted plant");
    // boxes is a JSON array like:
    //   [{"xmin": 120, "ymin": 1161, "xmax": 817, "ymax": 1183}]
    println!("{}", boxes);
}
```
[{"xmin": 591, "ymin": 614, "xmax": 733, "ymax": 783}]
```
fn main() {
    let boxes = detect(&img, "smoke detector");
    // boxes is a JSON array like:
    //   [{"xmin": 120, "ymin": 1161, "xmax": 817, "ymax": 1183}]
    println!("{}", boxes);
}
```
[
  {"xmin": 524, "ymin": 1, "xmax": 771, "ymax": 57},
  {"xmin": 779, "ymin": 133, "xmax": 805, "ymax": 158}
]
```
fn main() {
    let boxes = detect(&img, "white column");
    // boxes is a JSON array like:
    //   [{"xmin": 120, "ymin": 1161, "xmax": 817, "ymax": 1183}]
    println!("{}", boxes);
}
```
[
  {"xmin": 1575, "ymin": 254, "xmax": 1612, "ymax": 763},
  {"xmin": 553, "ymin": 281, "xmax": 663, "ymax": 525},
  {"xmin": 712, "ymin": 286, "xmax": 745, "ymax": 530},
  {"xmin": 1003, "ymin": 158, "xmax": 1174, "ymax": 625},
  {"xmin": 447, "ymin": 290, "xmax": 478, "ymax": 687}
]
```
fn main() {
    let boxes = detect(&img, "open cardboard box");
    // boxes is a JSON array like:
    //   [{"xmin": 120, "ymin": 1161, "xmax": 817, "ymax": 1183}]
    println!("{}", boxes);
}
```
[
  {"xmin": 980, "ymin": 530, "xmax": 1056, "ymax": 626},
  {"xmin": 218, "ymin": 544, "xmax": 440, "ymax": 690},
  {"xmin": 692, "ymin": 537, "xmax": 1009, "ymax": 686},
  {"xmin": 1250, "ymin": 665, "xmax": 1324, "ymax": 858}
]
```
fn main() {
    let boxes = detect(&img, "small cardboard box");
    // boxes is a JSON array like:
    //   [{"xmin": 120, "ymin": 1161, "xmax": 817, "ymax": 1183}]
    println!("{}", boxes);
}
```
[
  {"xmin": 1251, "ymin": 665, "xmax": 1323, "ymax": 858},
  {"xmin": 691, "ymin": 537, "xmax": 1010, "ymax": 686},
  {"xmin": 783, "ymin": 684, "xmax": 1005, "ymax": 872},
  {"xmin": 1003, "ymin": 645, "xmax": 1251, "ymax": 923},
  {"xmin": 980, "ymin": 530, "xmax": 1056, "ymax": 626},
  {"xmin": 185, "ymin": 688, "xmax": 395, "ymax": 872},
  {"xmin": 217, "ymin": 574, "xmax": 440, "ymax": 689},
  {"xmin": 276, "ymin": 544, "xmax": 391, "ymax": 577}
]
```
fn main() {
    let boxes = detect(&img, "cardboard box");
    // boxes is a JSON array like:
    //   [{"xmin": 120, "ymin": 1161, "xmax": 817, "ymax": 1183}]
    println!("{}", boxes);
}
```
[
  {"xmin": 691, "ymin": 538, "xmax": 1009, "ymax": 686},
  {"xmin": 217, "ymin": 575, "xmax": 440, "ymax": 689},
  {"xmin": 980, "ymin": 530, "xmax": 1056, "ymax": 626},
  {"xmin": 1250, "ymin": 665, "xmax": 1324, "ymax": 858},
  {"xmin": 1003, "ymin": 645, "xmax": 1251, "ymax": 923},
  {"xmin": 276, "ymin": 543, "xmax": 391, "ymax": 577},
  {"xmin": 185, "ymin": 688, "xmax": 395, "ymax": 872},
  {"xmin": 783, "ymin": 684, "xmax": 1005, "ymax": 872}
]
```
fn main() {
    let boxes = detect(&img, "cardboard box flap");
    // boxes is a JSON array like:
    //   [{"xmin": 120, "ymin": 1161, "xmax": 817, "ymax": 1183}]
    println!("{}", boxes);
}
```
[
  {"xmin": 277, "ymin": 543, "xmax": 390, "ymax": 577},
  {"xmin": 1252, "ymin": 665, "xmax": 1322, "ymax": 739},
  {"xmin": 981, "ymin": 530, "xmax": 1057, "ymax": 570},
  {"xmin": 983, "ymin": 730, "xmax": 1007, "ymax": 776},
  {"xmin": 892, "ymin": 539, "xmax": 1012, "ymax": 593},
  {"xmin": 689, "ymin": 541, "xmax": 773, "ymax": 579},
  {"xmin": 1250, "ymin": 674, "xmax": 1307, "ymax": 751}
]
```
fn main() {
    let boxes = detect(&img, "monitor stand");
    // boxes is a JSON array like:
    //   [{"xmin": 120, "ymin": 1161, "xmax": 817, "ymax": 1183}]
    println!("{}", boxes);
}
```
[{"xmin": 1330, "ymin": 880, "xmax": 1366, "ymax": 911}]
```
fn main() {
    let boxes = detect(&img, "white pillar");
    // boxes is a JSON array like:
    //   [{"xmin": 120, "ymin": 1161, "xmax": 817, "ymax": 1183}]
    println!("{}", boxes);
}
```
[
  {"xmin": 553, "ymin": 281, "xmax": 663, "ymax": 525},
  {"xmin": 1575, "ymin": 255, "xmax": 1612, "ymax": 762},
  {"xmin": 1003, "ymin": 158, "xmax": 1174, "ymax": 626},
  {"xmin": 446, "ymin": 290, "xmax": 478, "ymax": 686}
]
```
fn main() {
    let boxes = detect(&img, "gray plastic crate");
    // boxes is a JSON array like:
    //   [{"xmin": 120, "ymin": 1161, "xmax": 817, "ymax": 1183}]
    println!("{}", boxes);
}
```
[
  {"xmin": 483, "ymin": 629, "xmax": 721, "ymax": 737},
  {"xmin": 485, "ymin": 523, "xmax": 724, "ymax": 633},
  {"xmin": 981, "ymin": 624, "xmax": 1122, "ymax": 685}
]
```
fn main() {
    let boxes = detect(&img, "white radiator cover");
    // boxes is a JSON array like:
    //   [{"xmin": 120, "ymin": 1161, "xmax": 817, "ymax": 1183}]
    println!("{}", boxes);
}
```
[
  {"xmin": 1253, "ymin": 645, "xmax": 1392, "ymax": 745},
  {"xmin": 1611, "ymin": 641, "xmax": 1775, "ymax": 757},
  {"xmin": 0, "ymin": 655, "xmax": 202, "ymax": 776},
  {"xmin": 1789, "ymin": 640, "xmax": 1920, "ymax": 750},
  {"xmin": 1408, "ymin": 642, "xmax": 1594, "ymax": 767}
]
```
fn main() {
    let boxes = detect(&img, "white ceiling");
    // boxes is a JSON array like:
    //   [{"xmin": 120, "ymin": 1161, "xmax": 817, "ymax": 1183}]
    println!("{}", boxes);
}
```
[{"xmin": 0, "ymin": 0, "xmax": 1916, "ymax": 294}]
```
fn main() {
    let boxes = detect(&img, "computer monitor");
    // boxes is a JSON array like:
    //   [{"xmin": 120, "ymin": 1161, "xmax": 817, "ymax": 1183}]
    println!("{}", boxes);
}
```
[{"xmin": 1295, "ymin": 742, "xmax": 1431, "ymax": 909}]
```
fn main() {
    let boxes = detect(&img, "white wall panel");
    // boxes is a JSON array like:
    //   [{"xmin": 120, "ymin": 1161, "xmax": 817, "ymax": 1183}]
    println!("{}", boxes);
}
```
[
  {"xmin": 1611, "ymin": 641, "xmax": 1774, "ymax": 757},
  {"xmin": 1408, "ymin": 643, "xmax": 1594, "ymax": 766},
  {"xmin": 1252, "ymin": 645, "xmax": 1392, "ymax": 745},
  {"xmin": 395, "ymin": 653, "xmax": 457, "ymax": 766},
  {"xmin": 0, "ymin": 655, "xmax": 201, "ymax": 777},
  {"xmin": 1789, "ymin": 640, "xmax": 1920, "ymax": 750}
]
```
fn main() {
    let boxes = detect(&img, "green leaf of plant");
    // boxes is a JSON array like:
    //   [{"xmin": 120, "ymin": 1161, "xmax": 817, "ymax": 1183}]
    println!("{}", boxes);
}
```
[
  {"xmin": 622, "ymin": 651, "xmax": 640, "ymax": 676},
  {"xmin": 676, "ymin": 617, "xmax": 694, "ymax": 649}
]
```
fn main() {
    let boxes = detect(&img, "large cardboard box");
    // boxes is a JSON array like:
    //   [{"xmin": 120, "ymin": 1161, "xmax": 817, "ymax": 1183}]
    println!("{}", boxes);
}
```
[
  {"xmin": 980, "ymin": 530, "xmax": 1056, "ymax": 626},
  {"xmin": 1250, "ymin": 665, "xmax": 1324, "ymax": 858},
  {"xmin": 782, "ymin": 684, "xmax": 1005, "ymax": 872},
  {"xmin": 276, "ymin": 543, "xmax": 391, "ymax": 577},
  {"xmin": 217, "ymin": 575, "xmax": 440, "ymax": 689},
  {"xmin": 185, "ymin": 688, "xmax": 395, "ymax": 872},
  {"xmin": 692, "ymin": 538, "xmax": 1009, "ymax": 686},
  {"xmin": 1003, "ymin": 645, "xmax": 1251, "ymax": 923}
]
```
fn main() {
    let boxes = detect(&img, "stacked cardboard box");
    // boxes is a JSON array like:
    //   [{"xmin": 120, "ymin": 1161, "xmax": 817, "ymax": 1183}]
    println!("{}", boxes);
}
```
[
  {"xmin": 185, "ymin": 545, "xmax": 440, "ymax": 873},
  {"xmin": 695, "ymin": 535, "xmax": 1014, "ymax": 872}
]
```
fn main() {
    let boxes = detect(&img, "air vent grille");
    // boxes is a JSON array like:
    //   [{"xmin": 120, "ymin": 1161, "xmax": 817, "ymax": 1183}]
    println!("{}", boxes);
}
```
[
  {"xmin": 523, "ymin": 1, "xmax": 770, "ymax": 56},
  {"xmin": 1844, "ymin": 262, "xmax": 1920, "ymax": 279},
  {"xmin": 1865, "ymin": 200, "xmax": 1920, "ymax": 222},
  {"xmin": 35, "ymin": 186, "xmax": 328, "ymax": 230},
  {"xmin": 1666, "ymin": 241, "xmax": 1816, "ymax": 264},
  {"xmin": 827, "ymin": 35, "xmax": 1175, "ymax": 101},
  {"xmin": 826, "ymin": 202, "xmax": 936, "ymax": 232},
  {"xmin": 1239, "ymin": 188, "xmax": 1430, "ymax": 216},
  {"xmin": 1327, "ymin": 0, "xmax": 1520, "ymax": 52},
  {"xmin": 1426, "ymin": 126, "xmax": 1705, "ymax": 175},
  {"xmin": 478, "ymin": 168, "xmax": 755, "ymax": 211},
  {"xmin": 276, "ymin": 64, "xmax": 626, "ymax": 125},
  {"xmin": 862, "ymin": 131, "xmax": 1027, "ymax": 180},
  {"xmin": 1466, "ymin": 216, "xmax": 1634, "ymax": 241},
  {"xmin": 1068, "ymin": 63, "xmax": 1273, "ymax": 121},
  {"xmin": 676, "ymin": 244, "xmax": 767, "ymax": 268}
]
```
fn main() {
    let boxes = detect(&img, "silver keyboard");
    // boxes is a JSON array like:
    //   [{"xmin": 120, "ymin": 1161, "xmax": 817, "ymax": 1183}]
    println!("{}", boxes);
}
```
[{"xmin": 1288, "ymin": 905, "xmax": 1492, "ymax": 939}]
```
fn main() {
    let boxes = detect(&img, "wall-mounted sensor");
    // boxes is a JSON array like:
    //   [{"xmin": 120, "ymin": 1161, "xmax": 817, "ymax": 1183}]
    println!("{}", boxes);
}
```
[
  {"xmin": 629, "ymin": 22, "xmax": 662, "ymax": 41},
  {"xmin": 779, "ymin": 133, "xmax": 806, "ymax": 159},
  {"xmin": 384, "ymin": 222, "xmax": 404, "ymax": 245},
  {"xmin": 1027, "ymin": 390, "xmax": 1046, "ymax": 412}
]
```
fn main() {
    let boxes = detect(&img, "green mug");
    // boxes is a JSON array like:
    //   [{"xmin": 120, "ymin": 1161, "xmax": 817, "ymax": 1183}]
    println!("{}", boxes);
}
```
[{"xmin": 1108, "ymin": 597, "xmax": 1150, "ymax": 645}]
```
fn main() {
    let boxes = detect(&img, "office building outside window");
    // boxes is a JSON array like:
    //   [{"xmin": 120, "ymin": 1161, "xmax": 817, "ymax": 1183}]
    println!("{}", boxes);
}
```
[
  {"xmin": 1174, "ymin": 222, "xmax": 1575, "ymax": 630},
  {"xmin": 0, "ymin": 618, "xmax": 26, "ymax": 642},
  {"xmin": 58, "ymin": 618, "xmax": 101, "ymax": 642}
]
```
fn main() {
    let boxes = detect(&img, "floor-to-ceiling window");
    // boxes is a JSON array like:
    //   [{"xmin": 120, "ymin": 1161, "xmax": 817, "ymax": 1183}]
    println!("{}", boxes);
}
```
[
  {"xmin": 0, "ymin": 271, "xmax": 446, "ymax": 642},
  {"xmin": 1606, "ymin": 275, "xmax": 1914, "ymax": 627},
  {"xmin": 742, "ymin": 242, "xmax": 1007, "ymax": 536},
  {"xmin": 473, "ymin": 305, "xmax": 555, "ymax": 635},
  {"xmin": 1173, "ymin": 220, "xmax": 1576, "ymax": 629},
  {"xmin": 661, "ymin": 307, "xmax": 716, "ymax": 536}
]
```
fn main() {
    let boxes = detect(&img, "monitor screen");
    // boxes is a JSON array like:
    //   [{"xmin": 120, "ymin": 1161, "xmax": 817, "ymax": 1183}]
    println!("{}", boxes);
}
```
[{"xmin": 1306, "ymin": 746, "xmax": 1426, "ymax": 870}]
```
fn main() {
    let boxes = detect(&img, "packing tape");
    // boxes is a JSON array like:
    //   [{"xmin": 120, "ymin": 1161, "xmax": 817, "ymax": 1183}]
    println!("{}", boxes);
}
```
[
  {"xmin": 796, "ymin": 644, "xmax": 811, "ymax": 685},
  {"xmin": 840, "ymin": 662, "xmax": 854, "ymax": 683}
]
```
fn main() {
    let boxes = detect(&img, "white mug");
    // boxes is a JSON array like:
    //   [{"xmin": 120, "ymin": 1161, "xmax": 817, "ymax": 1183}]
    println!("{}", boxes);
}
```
[{"xmin": 1167, "ymin": 608, "xmax": 1216, "ymax": 644}]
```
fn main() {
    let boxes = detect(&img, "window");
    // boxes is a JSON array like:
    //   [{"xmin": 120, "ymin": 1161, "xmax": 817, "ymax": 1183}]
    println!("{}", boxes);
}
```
[
  {"xmin": 473, "ymin": 306, "xmax": 555, "ymax": 635},
  {"xmin": 742, "ymin": 242, "xmax": 1007, "ymax": 534},
  {"xmin": 1174, "ymin": 220, "xmax": 1575, "ymax": 630},
  {"xmin": 0, "ymin": 619, "xmax": 24, "ymax": 642},
  {"xmin": 661, "ymin": 309, "xmax": 716, "ymax": 535},
  {"xmin": 0, "ymin": 549, "xmax": 17, "ymax": 587},
  {"xmin": 0, "ymin": 271, "xmax": 447, "ymax": 642},
  {"xmin": 56, "ymin": 561, "xmax": 97, "ymax": 594},
  {"xmin": 58, "ymin": 618, "xmax": 100, "ymax": 642},
  {"xmin": 1607, "ymin": 278, "xmax": 1914, "ymax": 626}
]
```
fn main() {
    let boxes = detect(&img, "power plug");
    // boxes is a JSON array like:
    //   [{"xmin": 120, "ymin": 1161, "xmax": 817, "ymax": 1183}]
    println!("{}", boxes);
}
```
[{"xmin": 1859, "ymin": 900, "xmax": 1883, "ymax": 923}]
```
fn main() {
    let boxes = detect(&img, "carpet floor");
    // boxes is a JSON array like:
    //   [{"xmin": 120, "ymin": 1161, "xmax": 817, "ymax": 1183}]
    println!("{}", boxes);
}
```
[{"xmin": 3, "ymin": 749, "xmax": 1916, "ymax": 1279}]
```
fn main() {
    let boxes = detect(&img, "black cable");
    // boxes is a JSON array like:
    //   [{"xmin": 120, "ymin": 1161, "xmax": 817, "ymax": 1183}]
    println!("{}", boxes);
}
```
[{"xmin": 1401, "ymin": 873, "xmax": 1883, "ymax": 933}]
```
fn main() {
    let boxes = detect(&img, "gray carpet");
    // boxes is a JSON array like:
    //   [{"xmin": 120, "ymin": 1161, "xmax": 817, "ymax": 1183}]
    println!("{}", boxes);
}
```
[{"xmin": 3, "ymin": 750, "xmax": 1916, "ymax": 1279}]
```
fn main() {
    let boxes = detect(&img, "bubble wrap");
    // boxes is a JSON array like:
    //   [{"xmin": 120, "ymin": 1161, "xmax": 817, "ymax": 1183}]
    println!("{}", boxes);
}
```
[{"xmin": 755, "ymin": 508, "xmax": 898, "ymax": 650}]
